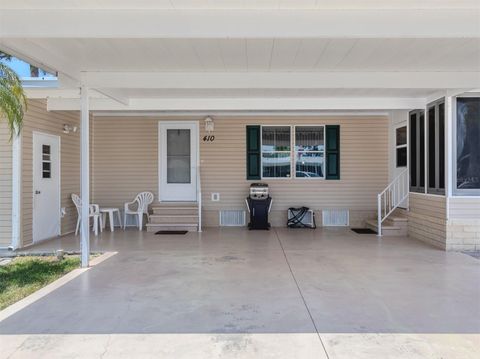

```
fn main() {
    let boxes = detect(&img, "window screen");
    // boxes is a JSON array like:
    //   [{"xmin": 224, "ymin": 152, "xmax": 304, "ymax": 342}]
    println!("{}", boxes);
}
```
[
  {"xmin": 456, "ymin": 97, "xmax": 480, "ymax": 192},
  {"xmin": 261, "ymin": 126, "xmax": 291, "ymax": 178}
]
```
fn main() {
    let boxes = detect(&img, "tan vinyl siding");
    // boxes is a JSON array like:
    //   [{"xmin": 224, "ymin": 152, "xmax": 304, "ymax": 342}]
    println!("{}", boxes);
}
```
[
  {"xmin": 91, "ymin": 117, "xmax": 158, "ymax": 208},
  {"xmin": 448, "ymin": 197, "xmax": 480, "ymax": 219},
  {"xmin": 407, "ymin": 193, "xmax": 447, "ymax": 249},
  {"xmin": 446, "ymin": 197, "xmax": 480, "ymax": 251},
  {"xmin": 0, "ymin": 120, "xmax": 12, "ymax": 247},
  {"xmin": 20, "ymin": 100, "xmax": 80, "ymax": 247},
  {"xmin": 92, "ymin": 116, "xmax": 388, "ymax": 227}
]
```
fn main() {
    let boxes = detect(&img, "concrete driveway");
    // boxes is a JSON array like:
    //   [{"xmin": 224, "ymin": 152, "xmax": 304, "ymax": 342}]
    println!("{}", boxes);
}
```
[{"xmin": 1, "ymin": 228, "xmax": 479, "ymax": 358}]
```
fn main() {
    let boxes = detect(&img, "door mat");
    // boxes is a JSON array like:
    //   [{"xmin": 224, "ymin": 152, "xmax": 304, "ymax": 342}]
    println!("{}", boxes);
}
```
[
  {"xmin": 155, "ymin": 230, "xmax": 188, "ymax": 235},
  {"xmin": 351, "ymin": 228, "xmax": 377, "ymax": 234}
]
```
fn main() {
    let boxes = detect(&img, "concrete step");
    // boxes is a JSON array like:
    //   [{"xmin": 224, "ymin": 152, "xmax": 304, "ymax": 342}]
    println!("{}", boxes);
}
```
[
  {"xmin": 146, "ymin": 223, "xmax": 198, "ymax": 232},
  {"xmin": 385, "ymin": 216, "xmax": 408, "ymax": 229},
  {"xmin": 149, "ymin": 215, "xmax": 199, "ymax": 224},
  {"xmin": 365, "ymin": 219, "xmax": 407, "ymax": 236},
  {"xmin": 152, "ymin": 207, "xmax": 198, "ymax": 215}
]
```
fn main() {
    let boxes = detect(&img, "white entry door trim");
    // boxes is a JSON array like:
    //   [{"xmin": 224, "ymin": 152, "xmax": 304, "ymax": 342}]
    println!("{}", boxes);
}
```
[
  {"xmin": 158, "ymin": 121, "xmax": 198, "ymax": 202},
  {"xmin": 33, "ymin": 132, "xmax": 61, "ymax": 243}
]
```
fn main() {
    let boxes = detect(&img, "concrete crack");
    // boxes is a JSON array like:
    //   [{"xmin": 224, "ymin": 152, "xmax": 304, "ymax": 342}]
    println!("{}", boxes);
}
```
[{"xmin": 273, "ymin": 228, "xmax": 330, "ymax": 359}]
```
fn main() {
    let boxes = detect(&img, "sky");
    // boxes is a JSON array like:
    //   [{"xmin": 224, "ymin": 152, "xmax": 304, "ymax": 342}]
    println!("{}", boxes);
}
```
[{"xmin": 1, "ymin": 56, "xmax": 56, "ymax": 79}]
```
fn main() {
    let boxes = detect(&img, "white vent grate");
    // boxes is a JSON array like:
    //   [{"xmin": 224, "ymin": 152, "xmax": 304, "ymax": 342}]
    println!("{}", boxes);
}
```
[
  {"xmin": 322, "ymin": 209, "xmax": 349, "ymax": 226},
  {"xmin": 219, "ymin": 210, "xmax": 246, "ymax": 226}
]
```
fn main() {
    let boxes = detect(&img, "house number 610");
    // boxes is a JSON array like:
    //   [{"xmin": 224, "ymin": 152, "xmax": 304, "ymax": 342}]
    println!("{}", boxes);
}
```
[{"xmin": 203, "ymin": 135, "xmax": 215, "ymax": 142}]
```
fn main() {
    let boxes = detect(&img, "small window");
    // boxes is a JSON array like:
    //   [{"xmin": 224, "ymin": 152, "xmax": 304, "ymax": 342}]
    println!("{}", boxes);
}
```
[
  {"xmin": 395, "ymin": 126, "xmax": 407, "ymax": 168},
  {"xmin": 261, "ymin": 126, "xmax": 291, "ymax": 178},
  {"xmin": 295, "ymin": 126, "xmax": 325, "ymax": 178},
  {"xmin": 41, "ymin": 144, "xmax": 51, "ymax": 179}
]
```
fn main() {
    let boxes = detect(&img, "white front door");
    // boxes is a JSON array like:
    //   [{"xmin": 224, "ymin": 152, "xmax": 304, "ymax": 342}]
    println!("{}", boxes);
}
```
[
  {"xmin": 159, "ymin": 122, "xmax": 198, "ymax": 201},
  {"xmin": 33, "ymin": 132, "xmax": 61, "ymax": 242}
]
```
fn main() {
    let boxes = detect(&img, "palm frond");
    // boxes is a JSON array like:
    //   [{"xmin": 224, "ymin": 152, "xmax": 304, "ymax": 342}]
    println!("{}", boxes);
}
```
[{"xmin": 0, "ymin": 62, "xmax": 26, "ymax": 140}]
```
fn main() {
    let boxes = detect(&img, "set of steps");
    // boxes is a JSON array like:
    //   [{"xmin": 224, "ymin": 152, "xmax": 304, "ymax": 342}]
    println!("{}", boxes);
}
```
[
  {"xmin": 365, "ymin": 214, "xmax": 408, "ymax": 236},
  {"xmin": 146, "ymin": 202, "xmax": 199, "ymax": 232}
]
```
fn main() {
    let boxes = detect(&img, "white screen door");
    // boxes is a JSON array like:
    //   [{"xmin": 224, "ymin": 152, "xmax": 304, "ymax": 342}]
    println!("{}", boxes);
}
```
[
  {"xmin": 33, "ymin": 132, "xmax": 61, "ymax": 242},
  {"xmin": 159, "ymin": 122, "xmax": 198, "ymax": 201}
]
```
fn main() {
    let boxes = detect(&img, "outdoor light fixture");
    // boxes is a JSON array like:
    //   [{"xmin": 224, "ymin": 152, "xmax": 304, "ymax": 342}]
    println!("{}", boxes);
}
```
[
  {"xmin": 63, "ymin": 124, "xmax": 78, "ymax": 134},
  {"xmin": 204, "ymin": 116, "xmax": 214, "ymax": 133}
]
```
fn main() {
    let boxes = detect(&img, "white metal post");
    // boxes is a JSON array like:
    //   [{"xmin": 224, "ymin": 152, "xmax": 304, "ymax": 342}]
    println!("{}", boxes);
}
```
[{"xmin": 80, "ymin": 85, "xmax": 90, "ymax": 268}]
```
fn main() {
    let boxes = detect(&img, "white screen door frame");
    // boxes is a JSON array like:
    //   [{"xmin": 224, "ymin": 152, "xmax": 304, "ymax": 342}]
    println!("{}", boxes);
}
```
[
  {"xmin": 33, "ymin": 132, "xmax": 61, "ymax": 243},
  {"xmin": 158, "ymin": 121, "xmax": 198, "ymax": 202}
]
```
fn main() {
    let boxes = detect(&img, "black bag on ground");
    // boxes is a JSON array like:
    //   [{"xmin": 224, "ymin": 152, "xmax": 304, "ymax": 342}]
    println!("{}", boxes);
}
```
[{"xmin": 287, "ymin": 207, "xmax": 316, "ymax": 229}]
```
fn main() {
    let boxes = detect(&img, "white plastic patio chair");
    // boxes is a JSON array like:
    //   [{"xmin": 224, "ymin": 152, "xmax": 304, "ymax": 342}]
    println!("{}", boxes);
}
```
[
  {"xmin": 124, "ymin": 192, "xmax": 154, "ymax": 230},
  {"xmin": 71, "ymin": 193, "xmax": 103, "ymax": 236}
]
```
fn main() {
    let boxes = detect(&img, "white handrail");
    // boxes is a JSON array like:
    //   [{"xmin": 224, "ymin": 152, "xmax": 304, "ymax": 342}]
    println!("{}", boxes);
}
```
[
  {"xmin": 377, "ymin": 168, "xmax": 409, "ymax": 236},
  {"xmin": 197, "ymin": 165, "xmax": 202, "ymax": 232}
]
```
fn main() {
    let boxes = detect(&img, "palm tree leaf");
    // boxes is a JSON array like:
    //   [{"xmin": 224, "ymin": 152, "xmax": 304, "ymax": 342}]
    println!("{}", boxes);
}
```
[{"xmin": 0, "ymin": 62, "xmax": 27, "ymax": 140}]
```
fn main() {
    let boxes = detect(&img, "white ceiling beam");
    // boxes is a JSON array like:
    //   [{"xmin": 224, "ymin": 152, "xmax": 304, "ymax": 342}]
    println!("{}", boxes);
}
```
[
  {"xmin": 46, "ymin": 97, "xmax": 426, "ymax": 112},
  {"xmin": 1, "ymin": 9, "xmax": 479, "ymax": 38},
  {"xmin": 93, "ymin": 88, "xmax": 130, "ymax": 106},
  {"xmin": 83, "ymin": 72, "xmax": 480, "ymax": 90}
]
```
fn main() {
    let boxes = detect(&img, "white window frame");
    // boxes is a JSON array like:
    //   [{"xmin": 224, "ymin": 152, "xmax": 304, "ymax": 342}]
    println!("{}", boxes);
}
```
[
  {"xmin": 395, "ymin": 125, "xmax": 407, "ymax": 168},
  {"xmin": 293, "ymin": 125, "xmax": 326, "ymax": 180},
  {"xmin": 452, "ymin": 93, "xmax": 480, "ymax": 196},
  {"xmin": 260, "ymin": 125, "xmax": 325, "ymax": 180},
  {"xmin": 260, "ymin": 125, "xmax": 292, "ymax": 179}
]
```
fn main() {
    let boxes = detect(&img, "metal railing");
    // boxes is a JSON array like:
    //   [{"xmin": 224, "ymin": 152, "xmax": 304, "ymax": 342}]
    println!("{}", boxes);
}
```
[
  {"xmin": 197, "ymin": 166, "xmax": 202, "ymax": 232},
  {"xmin": 377, "ymin": 168, "xmax": 409, "ymax": 236}
]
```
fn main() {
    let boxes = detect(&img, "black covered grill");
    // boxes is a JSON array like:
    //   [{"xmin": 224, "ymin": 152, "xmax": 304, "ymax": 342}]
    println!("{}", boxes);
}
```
[{"xmin": 246, "ymin": 183, "xmax": 272, "ymax": 230}]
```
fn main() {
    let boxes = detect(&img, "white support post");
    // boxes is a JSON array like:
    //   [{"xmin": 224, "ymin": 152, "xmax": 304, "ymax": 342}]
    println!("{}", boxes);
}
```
[
  {"xmin": 377, "ymin": 194, "xmax": 382, "ymax": 237},
  {"xmin": 80, "ymin": 85, "xmax": 90, "ymax": 268},
  {"xmin": 445, "ymin": 95, "xmax": 454, "ymax": 220},
  {"xmin": 11, "ymin": 130, "xmax": 22, "ymax": 250}
]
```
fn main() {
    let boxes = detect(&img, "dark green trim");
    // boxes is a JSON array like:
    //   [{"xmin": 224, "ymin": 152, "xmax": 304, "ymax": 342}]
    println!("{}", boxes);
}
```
[
  {"xmin": 325, "ymin": 125, "xmax": 340, "ymax": 180},
  {"xmin": 246, "ymin": 125, "xmax": 261, "ymax": 180}
]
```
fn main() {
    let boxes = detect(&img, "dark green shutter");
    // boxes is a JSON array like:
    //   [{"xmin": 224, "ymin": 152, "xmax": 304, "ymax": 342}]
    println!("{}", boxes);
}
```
[
  {"xmin": 246, "ymin": 125, "xmax": 261, "ymax": 180},
  {"xmin": 325, "ymin": 125, "xmax": 340, "ymax": 180}
]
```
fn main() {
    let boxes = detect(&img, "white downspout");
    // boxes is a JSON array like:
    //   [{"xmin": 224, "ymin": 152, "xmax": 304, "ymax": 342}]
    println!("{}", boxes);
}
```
[{"xmin": 80, "ymin": 85, "xmax": 90, "ymax": 268}]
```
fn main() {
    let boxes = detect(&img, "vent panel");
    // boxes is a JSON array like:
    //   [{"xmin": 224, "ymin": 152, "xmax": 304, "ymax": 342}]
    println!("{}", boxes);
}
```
[
  {"xmin": 219, "ymin": 210, "xmax": 246, "ymax": 227},
  {"xmin": 322, "ymin": 209, "xmax": 349, "ymax": 226}
]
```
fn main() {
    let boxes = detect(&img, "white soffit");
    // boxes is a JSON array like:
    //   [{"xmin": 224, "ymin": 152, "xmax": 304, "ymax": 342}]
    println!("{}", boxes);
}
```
[{"xmin": 1, "ymin": 1, "xmax": 478, "ymax": 111}]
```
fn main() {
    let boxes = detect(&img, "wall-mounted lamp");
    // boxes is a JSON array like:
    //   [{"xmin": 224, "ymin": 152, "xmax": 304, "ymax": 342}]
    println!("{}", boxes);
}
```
[
  {"xmin": 63, "ymin": 124, "xmax": 78, "ymax": 134},
  {"xmin": 204, "ymin": 116, "xmax": 214, "ymax": 133}
]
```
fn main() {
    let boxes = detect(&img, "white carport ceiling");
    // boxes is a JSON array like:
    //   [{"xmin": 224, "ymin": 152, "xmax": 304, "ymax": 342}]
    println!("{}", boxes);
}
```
[
  {"xmin": 0, "ymin": 2, "xmax": 479, "ymax": 111},
  {"xmin": 5, "ymin": 38, "xmax": 480, "ymax": 72}
]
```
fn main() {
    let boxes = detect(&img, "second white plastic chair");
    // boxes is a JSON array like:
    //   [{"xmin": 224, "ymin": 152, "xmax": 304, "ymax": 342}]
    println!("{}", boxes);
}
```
[{"xmin": 124, "ymin": 192, "xmax": 154, "ymax": 230}]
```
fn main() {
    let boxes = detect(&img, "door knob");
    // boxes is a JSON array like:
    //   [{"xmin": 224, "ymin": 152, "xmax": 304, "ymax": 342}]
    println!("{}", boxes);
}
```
[{"xmin": 35, "ymin": 190, "xmax": 41, "ymax": 194}]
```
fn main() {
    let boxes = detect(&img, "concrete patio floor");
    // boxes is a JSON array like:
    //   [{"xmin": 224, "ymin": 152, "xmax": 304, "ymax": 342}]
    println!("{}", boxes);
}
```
[{"xmin": 0, "ymin": 227, "xmax": 479, "ymax": 358}]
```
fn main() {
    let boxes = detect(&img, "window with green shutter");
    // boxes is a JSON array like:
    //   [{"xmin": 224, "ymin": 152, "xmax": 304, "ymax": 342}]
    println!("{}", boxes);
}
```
[
  {"xmin": 246, "ymin": 125, "xmax": 261, "ymax": 180},
  {"xmin": 325, "ymin": 125, "xmax": 340, "ymax": 180}
]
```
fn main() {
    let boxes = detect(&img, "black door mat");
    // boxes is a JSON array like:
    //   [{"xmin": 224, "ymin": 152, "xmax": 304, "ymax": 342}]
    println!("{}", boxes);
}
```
[
  {"xmin": 155, "ymin": 230, "xmax": 188, "ymax": 235},
  {"xmin": 351, "ymin": 228, "xmax": 377, "ymax": 234}
]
